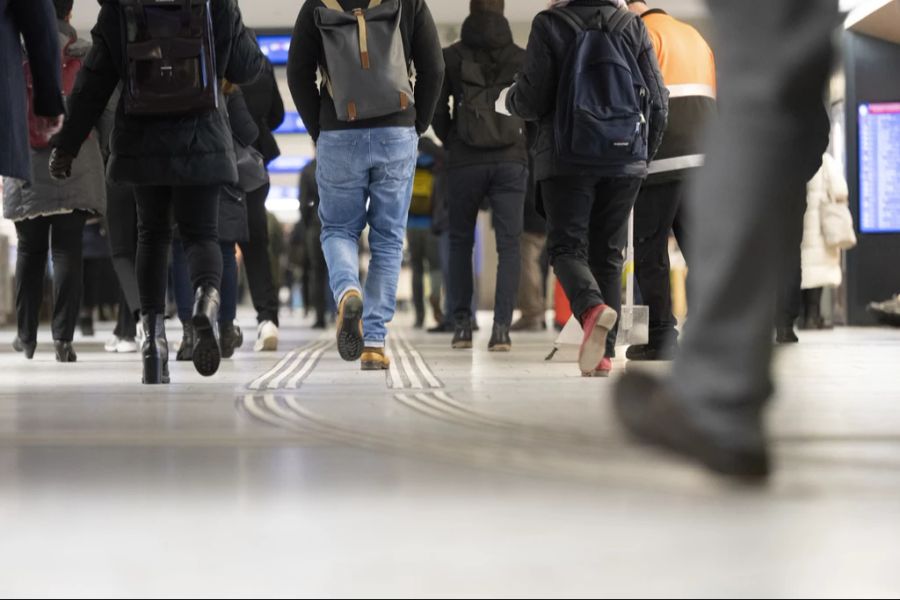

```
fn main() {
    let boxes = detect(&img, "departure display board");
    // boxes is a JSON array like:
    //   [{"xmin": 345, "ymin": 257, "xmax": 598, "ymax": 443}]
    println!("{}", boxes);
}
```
[{"xmin": 859, "ymin": 102, "xmax": 900, "ymax": 233}]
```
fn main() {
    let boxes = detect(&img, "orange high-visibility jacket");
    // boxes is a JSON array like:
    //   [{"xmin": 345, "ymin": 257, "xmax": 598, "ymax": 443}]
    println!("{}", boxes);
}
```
[{"xmin": 642, "ymin": 9, "xmax": 717, "ymax": 183}]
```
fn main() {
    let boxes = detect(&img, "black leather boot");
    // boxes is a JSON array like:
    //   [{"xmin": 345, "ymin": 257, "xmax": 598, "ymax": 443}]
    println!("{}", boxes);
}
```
[
  {"xmin": 219, "ymin": 321, "xmax": 244, "ymax": 359},
  {"xmin": 141, "ymin": 313, "xmax": 170, "ymax": 385},
  {"xmin": 452, "ymin": 319, "xmax": 474, "ymax": 350},
  {"xmin": 14, "ymin": 336, "xmax": 37, "ymax": 360},
  {"xmin": 191, "ymin": 286, "xmax": 221, "ymax": 377},
  {"xmin": 54, "ymin": 341, "xmax": 77, "ymax": 363},
  {"xmin": 176, "ymin": 320, "xmax": 195, "ymax": 362},
  {"xmin": 488, "ymin": 323, "xmax": 512, "ymax": 352}
]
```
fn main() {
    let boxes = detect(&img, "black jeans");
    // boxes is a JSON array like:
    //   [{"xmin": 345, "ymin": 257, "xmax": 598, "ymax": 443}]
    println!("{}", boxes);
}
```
[
  {"xmin": 134, "ymin": 185, "xmax": 221, "ymax": 315},
  {"xmin": 106, "ymin": 182, "xmax": 139, "ymax": 339},
  {"xmin": 634, "ymin": 179, "xmax": 689, "ymax": 348},
  {"xmin": 304, "ymin": 221, "xmax": 329, "ymax": 325},
  {"xmin": 407, "ymin": 227, "xmax": 442, "ymax": 325},
  {"xmin": 448, "ymin": 162, "xmax": 527, "ymax": 327},
  {"xmin": 15, "ymin": 211, "xmax": 87, "ymax": 343},
  {"xmin": 542, "ymin": 176, "xmax": 643, "ymax": 357},
  {"xmin": 238, "ymin": 183, "xmax": 279, "ymax": 326}
]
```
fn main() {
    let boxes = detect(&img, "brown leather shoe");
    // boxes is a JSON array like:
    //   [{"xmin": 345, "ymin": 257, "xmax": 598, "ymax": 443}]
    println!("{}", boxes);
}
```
[{"xmin": 361, "ymin": 347, "xmax": 390, "ymax": 371}]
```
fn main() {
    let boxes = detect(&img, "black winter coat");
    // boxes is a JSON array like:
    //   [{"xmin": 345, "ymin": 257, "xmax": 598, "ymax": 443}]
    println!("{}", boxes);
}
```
[
  {"xmin": 432, "ymin": 12, "xmax": 528, "ymax": 168},
  {"xmin": 219, "ymin": 90, "xmax": 259, "ymax": 243},
  {"xmin": 507, "ymin": 0, "xmax": 668, "ymax": 182},
  {"xmin": 54, "ymin": 0, "xmax": 265, "ymax": 187},
  {"xmin": 241, "ymin": 59, "xmax": 286, "ymax": 165},
  {"xmin": 0, "ymin": 0, "xmax": 65, "ymax": 182}
]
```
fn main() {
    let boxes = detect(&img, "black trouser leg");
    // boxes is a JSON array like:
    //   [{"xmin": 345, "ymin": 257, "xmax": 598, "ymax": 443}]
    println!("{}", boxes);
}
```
[
  {"xmin": 238, "ymin": 184, "xmax": 279, "ymax": 326},
  {"xmin": 15, "ymin": 217, "xmax": 52, "ymax": 344},
  {"xmin": 775, "ymin": 193, "xmax": 807, "ymax": 329},
  {"xmin": 49, "ymin": 212, "xmax": 88, "ymax": 342},
  {"xmin": 106, "ymin": 182, "xmax": 141, "ymax": 319},
  {"xmin": 136, "ymin": 186, "xmax": 221, "ymax": 315},
  {"xmin": 448, "ymin": 166, "xmax": 489, "ymax": 325},
  {"xmin": 672, "ymin": 0, "xmax": 837, "ymax": 409},
  {"xmin": 305, "ymin": 222, "xmax": 328, "ymax": 324},
  {"xmin": 407, "ymin": 228, "xmax": 427, "ymax": 324},
  {"xmin": 488, "ymin": 163, "xmax": 527, "ymax": 327},
  {"xmin": 634, "ymin": 181, "xmax": 684, "ymax": 348},
  {"xmin": 588, "ymin": 179, "xmax": 643, "ymax": 356}
]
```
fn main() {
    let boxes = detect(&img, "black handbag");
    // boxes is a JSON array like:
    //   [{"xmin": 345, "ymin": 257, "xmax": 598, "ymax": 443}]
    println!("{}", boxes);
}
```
[{"xmin": 235, "ymin": 141, "xmax": 269, "ymax": 193}]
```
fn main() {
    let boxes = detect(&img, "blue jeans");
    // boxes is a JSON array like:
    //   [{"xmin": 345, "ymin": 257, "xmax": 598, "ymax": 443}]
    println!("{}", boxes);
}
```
[{"xmin": 317, "ymin": 127, "xmax": 419, "ymax": 347}]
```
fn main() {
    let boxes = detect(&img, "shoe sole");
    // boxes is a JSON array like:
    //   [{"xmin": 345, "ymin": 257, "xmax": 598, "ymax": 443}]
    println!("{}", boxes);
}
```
[
  {"xmin": 452, "ymin": 341, "xmax": 473, "ymax": 350},
  {"xmin": 191, "ymin": 314, "xmax": 221, "ymax": 377},
  {"xmin": 361, "ymin": 361, "xmax": 390, "ymax": 371},
  {"xmin": 337, "ymin": 295, "xmax": 364, "ymax": 362},
  {"xmin": 582, "ymin": 370, "xmax": 612, "ymax": 378},
  {"xmin": 579, "ymin": 308, "xmax": 618, "ymax": 375},
  {"xmin": 488, "ymin": 344, "xmax": 512, "ymax": 353},
  {"xmin": 254, "ymin": 334, "xmax": 277, "ymax": 353}
]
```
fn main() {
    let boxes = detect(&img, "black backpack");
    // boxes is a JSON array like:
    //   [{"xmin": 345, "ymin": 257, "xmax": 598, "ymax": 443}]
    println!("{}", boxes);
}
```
[
  {"xmin": 455, "ymin": 45, "xmax": 524, "ymax": 149},
  {"xmin": 550, "ymin": 7, "xmax": 650, "ymax": 166},
  {"xmin": 120, "ymin": 0, "xmax": 218, "ymax": 116}
]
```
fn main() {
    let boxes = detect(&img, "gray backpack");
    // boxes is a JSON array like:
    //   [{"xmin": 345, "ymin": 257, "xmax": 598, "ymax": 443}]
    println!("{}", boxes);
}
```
[{"xmin": 315, "ymin": 0, "xmax": 415, "ymax": 122}]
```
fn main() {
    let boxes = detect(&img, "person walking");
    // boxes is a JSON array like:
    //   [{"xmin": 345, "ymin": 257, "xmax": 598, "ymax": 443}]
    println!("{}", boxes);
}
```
[
  {"xmin": 288, "ymin": 0, "xmax": 445, "ymax": 370},
  {"xmin": 50, "ymin": 0, "xmax": 265, "ymax": 384}
]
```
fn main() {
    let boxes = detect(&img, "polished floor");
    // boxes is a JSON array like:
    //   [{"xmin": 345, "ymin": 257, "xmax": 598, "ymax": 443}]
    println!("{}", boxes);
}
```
[{"xmin": 1, "ymin": 311, "xmax": 899, "ymax": 598}]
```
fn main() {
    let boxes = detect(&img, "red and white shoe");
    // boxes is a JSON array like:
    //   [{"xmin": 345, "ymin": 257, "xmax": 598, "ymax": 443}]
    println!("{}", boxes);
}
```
[
  {"xmin": 578, "ymin": 304, "xmax": 619, "ymax": 377},
  {"xmin": 593, "ymin": 357, "xmax": 614, "ymax": 378}
]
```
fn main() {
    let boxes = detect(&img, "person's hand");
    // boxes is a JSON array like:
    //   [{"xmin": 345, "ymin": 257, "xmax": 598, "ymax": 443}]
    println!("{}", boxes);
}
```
[
  {"xmin": 33, "ymin": 115, "xmax": 64, "ymax": 140},
  {"xmin": 49, "ymin": 147, "xmax": 75, "ymax": 180}
]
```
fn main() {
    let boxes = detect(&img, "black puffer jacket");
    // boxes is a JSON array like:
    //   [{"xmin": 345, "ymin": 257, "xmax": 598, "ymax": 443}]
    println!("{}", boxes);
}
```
[
  {"xmin": 241, "ymin": 58, "xmax": 285, "ymax": 165},
  {"xmin": 219, "ymin": 89, "xmax": 258, "ymax": 243},
  {"xmin": 54, "ymin": 0, "xmax": 265, "ymax": 187},
  {"xmin": 507, "ymin": 0, "xmax": 668, "ymax": 181},
  {"xmin": 432, "ymin": 11, "xmax": 527, "ymax": 168}
]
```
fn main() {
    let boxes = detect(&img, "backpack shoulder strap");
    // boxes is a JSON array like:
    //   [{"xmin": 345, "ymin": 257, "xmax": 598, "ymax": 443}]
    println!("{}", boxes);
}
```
[
  {"xmin": 321, "ymin": 0, "xmax": 344, "ymax": 11},
  {"xmin": 368, "ymin": 0, "xmax": 382, "ymax": 7},
  {"xmin": 544, "ymin": 7, "xmax": 587, "ymax": 35},
  {"xmin": 607, "ymin": 9, "xmax": 637, "ymax": 34}
]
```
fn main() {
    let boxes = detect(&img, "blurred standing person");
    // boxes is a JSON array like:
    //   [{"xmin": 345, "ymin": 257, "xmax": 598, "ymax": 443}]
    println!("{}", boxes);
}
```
[
  {"xmin": 407, "ymin": 138, "xmax": 445, "ymax": 329},
  {"xmin": 624, "ymin": 0, "xmax": 717, "ymax": 362},
  {"xmin": 511, "ymin": 122, "xmax": 547, "ymax": 332},
  {"xmin": 615, "ymin": 1, "xmax": 837, "ymax": 480},
  {"xmin": 4, "ymin": 0, "xmax": 104, "ymax": 362},
  {"xmin": 507, "ymin": 0, "xmax": 668, "ymax": 377},
  {"xmin": 238, "ymin": 57, "xmax": 286, "ymax": 352},
  {"xmin": 288, "ymin": 0, "xmax": 445, "ymax": 370},
  {"xmin": 0, "ymin": 0, "xmax": 64, "ymax": 183},
  {"xmin": 51, "ymin": 0, "xmax": 264, "ymax": 384},
  {"xmin": 433, "ymin": 0, "xmax": 528, "ymax": 353}
]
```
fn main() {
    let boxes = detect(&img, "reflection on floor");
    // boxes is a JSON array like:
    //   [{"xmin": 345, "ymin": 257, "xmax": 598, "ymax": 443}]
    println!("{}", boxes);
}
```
[{"xmin": 1, "ymin": 312, "xmax": 899, "ymax": 598}]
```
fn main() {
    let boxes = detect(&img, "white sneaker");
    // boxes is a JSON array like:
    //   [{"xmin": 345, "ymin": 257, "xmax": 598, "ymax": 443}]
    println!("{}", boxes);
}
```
[
  {"xmin": 254, "ymin": 321, "xmax": 279, "ymax": 352},
  {"xmin": 116, "ymin": 338, "xmax": 139, "ymax": 354},
  {"xmin": 104, "ymin": 336, "xmax": 119, "ymax": 353}
]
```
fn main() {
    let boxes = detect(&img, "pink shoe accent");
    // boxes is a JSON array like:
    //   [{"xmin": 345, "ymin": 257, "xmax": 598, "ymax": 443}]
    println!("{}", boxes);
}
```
[{"xmin": 579, "ymin": 305, "xmax": 619, "ymax": 376}]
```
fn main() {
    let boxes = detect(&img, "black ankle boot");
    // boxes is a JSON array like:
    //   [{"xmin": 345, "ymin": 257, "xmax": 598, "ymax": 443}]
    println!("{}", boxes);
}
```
[
  {"xmin": 176, "ymin": 321, "xmax": 195, "ymax": 362},
  {"xmin": 488, "ymin": 323, "xmax": 512, "ymax": 352},
  {"xmin": 452, "ymin": 320, "xmax": 473, "ymax": 350},
  {"xmin": 219, "ymin": 321, "xmax": 243, "ymax": 359},
  {"xmin": 14, "ymin": 336, "xmax": 37, "ymax": 360},
  {"xmin": 191, "ymin": 286, "xmax": 221, "ymax": 377},
  {"xmin": 54, "ymin": 341, "xmax": 77, "ymax": 363},
  {"xmin": 141, "ymin": 313, "xmax": 170, "ymax": 385}
]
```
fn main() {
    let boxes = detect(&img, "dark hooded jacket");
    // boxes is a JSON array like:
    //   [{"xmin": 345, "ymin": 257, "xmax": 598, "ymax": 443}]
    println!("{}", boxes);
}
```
[
  {"xmin": 53, "ymin": 0, "xmax": 265, "ymax": 187},
  {"xmin": 432, "ymin": 11, "xmax": 527, "ymax": 168},
  {"xmin": 507, "ymin": 0, "xmax": 668, "ymax": 181}
]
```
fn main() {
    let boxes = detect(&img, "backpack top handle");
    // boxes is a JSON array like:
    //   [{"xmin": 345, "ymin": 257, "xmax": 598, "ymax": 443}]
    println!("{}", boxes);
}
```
[{"xmin": 319, "ymin": 0, "xmax": 386, "ymax": 71}]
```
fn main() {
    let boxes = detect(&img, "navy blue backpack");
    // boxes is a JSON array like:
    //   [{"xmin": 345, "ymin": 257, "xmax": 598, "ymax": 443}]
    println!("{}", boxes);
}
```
[{"xmin": 549, "ymin": 7, "xmax": 650, "ymax": 167}]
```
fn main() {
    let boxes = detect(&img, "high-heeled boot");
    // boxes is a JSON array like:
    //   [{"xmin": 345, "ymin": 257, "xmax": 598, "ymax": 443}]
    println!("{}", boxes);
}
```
[
  {"xmin": 191, "ymin": 286, "xmax": 222, "ymax": 377},
  {"xmin": 141, "ymin": 313, "xmax": 170, "ymax": 385}
]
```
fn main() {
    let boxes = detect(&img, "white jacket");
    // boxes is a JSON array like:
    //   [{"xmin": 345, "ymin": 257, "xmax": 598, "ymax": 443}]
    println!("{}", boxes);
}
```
[{"xmin": 801, "ymin": 153, "xmax": 852, "ymax": 290}]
